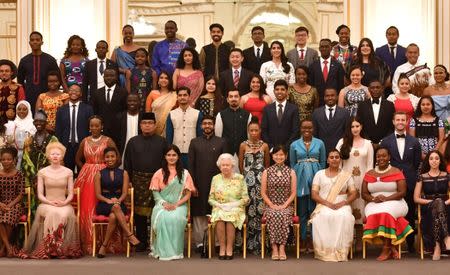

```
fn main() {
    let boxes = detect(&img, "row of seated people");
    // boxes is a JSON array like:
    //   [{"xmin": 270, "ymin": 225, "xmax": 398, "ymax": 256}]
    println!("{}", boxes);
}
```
[{"xmin": 0, "ymin": 110, "xmax": 449, "ymax": 261}]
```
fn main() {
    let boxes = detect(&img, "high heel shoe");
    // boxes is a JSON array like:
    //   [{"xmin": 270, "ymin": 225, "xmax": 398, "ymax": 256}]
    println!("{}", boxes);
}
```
[
  {"xmin": 127, "ymin": 233, "xmax": 140, "ymax": 246},
  {"xmin": 97, "ymin": 244, "xmax": 107, "ymax": 258}
]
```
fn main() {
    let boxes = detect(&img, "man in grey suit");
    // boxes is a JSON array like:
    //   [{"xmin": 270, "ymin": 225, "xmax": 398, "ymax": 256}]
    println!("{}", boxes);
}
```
[
  {"xmin": 312, "ymin": 88, "xmax": 349, "ymax": 154},
  {"xmin": 287, "ymin": 26, "xmax": 318, "ymax": 69}
]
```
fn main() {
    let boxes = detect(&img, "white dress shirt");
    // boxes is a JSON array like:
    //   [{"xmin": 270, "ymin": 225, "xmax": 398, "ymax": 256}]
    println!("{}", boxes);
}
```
[
  {"xmin": 388, "ymin": 44, "xmax": 397, "ymax": 58},
  {"xmin": 232, "ymin": 66, "xmax": 242, "ymax": 78},
  {"xmin": 395, "ymin": 130, "xmax": 406, "ymax": 159},
  {"xmin": 97, "ymin": 58, "xmax": 106, "ymax": 90},
  {"xmin": 372, "ymin": 98, "xmax": 381, "ymax": 124},
  {"xmin": 325, "ymin": 104, "xmax": 336, "ymax": 120},
  {"xmin": 296, "ymin": 45, "xmax": 308, "ymax": 58},
  {"xmin": 254, "ymin": 45, "xmax": 264, "ymax": 57},
  {"xmin": 275, "ymin": 100, "xmax": 287, "ymax": 115},
  {"xmin": 105, "ymin": 84, "xmax": 116, "ymax": 102},
  {"xmin": 320, "ymin": 56, "xmax": 331, "ymax": 72},
  {"xmin": 69, "ymin": 101, "xmax": 80, "ymax": 143}
]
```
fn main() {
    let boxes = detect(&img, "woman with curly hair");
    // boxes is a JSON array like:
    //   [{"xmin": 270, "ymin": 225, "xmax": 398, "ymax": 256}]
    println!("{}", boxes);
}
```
[
  {"xmin": 173, "ymin": 47, "xmax": 204, "ymax": 106},
  {"xmin": 59, "ymin": 35, "xmax": 89, "ymax": 92}
]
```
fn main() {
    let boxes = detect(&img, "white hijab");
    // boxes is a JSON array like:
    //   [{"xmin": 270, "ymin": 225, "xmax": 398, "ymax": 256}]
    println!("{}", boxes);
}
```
[{"xmin": 8, "ymin": 100, "xmax": 37, "ymax": 135}]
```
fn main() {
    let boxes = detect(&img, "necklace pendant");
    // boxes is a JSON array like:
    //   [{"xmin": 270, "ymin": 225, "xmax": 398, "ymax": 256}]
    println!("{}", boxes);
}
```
[{"xmin": 353, "ymin": 150, "xmax": 359, "ymax": 157}]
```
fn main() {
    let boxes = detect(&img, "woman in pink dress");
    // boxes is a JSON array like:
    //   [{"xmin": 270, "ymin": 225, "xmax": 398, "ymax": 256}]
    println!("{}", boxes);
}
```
[
  {"xmin": 172, "ymin": 48, "xmax": 204, "ymax": 107},
  {"xmin": 240, "ymin": 75, "xmax": 272, "ymax": 123},
  {"xmin": 387, "ymin": 73, "xmax": 419, "ymax": 130},
  {"xmin": 74, "ymin": 116, "xmax": 117, "ymax": 254}
]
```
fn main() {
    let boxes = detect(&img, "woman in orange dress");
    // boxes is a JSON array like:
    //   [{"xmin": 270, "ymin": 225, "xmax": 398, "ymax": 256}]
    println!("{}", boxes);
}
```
[
  {"xmin": 74, "ymin": 116, "xmax": 117, "ymax": 254},
  {"xmin": 35, "ymin": 71, "xmax": 69, "ymax": 133}
]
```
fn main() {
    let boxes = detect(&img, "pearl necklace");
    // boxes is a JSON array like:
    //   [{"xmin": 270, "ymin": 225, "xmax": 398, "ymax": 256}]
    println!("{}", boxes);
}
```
[
  {"xmin": 374, "ymin": 165, "xmax": 391, "ymax": 174},
  {"xmin": 91, "ymin": 135, "xmax": 103, "ymax": 142}
]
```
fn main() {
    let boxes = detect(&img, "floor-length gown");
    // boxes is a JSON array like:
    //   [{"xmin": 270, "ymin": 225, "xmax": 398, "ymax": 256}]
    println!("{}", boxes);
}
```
[
  {"xmin": 310, "ymin": 170, "xmax": 355, "ymax": 262},
  {"xmin": 150, "ymin": 169, "xmax": 195, "ymax": 260},
  {"xmin": 242, "ymin": 141, "xmax": 265, "ymax": 253},
  {"xmin": 22, "ymin": 167, "xmax": 81, "ymax": 259},
  {"xmin": 74, "ymin": 137, "xmax": 108, "ymax": 253},
  {"xmin": 336, "ymin": 138, "xmax": 373, "ymax": 224}
]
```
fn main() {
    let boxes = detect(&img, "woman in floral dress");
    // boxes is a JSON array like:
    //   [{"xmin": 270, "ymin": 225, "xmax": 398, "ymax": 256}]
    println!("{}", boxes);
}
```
[{"xmin": 238, "ymin": 119, "xmax": 270, "ymax": 254}]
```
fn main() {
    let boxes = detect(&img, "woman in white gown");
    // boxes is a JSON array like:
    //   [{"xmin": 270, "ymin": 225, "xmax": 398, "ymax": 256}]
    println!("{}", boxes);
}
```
[
  {"xmin": 310, "ymin": 149, "xmax": 357, "ymax": 262},
  {"xmin": 336, "ymin": 117, "xmax": 373, "ymax": 249}
]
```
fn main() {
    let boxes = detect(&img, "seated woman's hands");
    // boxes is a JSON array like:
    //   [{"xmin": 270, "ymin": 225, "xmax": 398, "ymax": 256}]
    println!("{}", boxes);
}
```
[
  {"xmin": 51, "ymin": 200, "xmax": 67, "ymax": 207},
  {"xmin": 163, "ymin": 202, "xmax": 177, "ymax": 211}
]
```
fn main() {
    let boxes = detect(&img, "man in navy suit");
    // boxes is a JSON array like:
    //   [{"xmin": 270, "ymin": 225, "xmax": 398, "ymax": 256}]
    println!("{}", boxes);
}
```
[
  {"xmin": 380, "ymin": 112, "xmax": 421, "ymax": 253},
  {"xmin": 312, "ymin": 88, "xmax": 349, "ymax": 154},
  {"xmin": 308, "ymin": 38, "xmax": 345, "ymax": 106},
  {"xmin": 261, "ymin": 79, "xmax": 299, "ymax": 150},
  {"xmin": 55, "ymin": 84, "xmax": 93, "ymax": 171},
  {"xmin": 83, "ymin": 40, "xmax": 118, "ymax": 103},
  {"xmin": 375, "ymin": 26, "xmax": 407, "ymax": 96}
]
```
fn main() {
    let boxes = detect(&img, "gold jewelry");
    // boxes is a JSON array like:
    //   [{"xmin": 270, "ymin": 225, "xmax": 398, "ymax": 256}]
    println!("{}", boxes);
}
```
[{"xmin": 91, "ymin": 135, "xmax": 103, "ymax": 142}]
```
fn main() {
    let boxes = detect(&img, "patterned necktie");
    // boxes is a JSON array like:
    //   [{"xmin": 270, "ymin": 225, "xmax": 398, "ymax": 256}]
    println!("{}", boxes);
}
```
[
  {"xmin": 99, "ymin": 60, "xmax": 105, "ymax": 75},
  {"xmin": 70, "ymin": 104, "xmax": 76, "ymax": 146},
  {"xmin": 323, "ymin": 60, "xmax": 329, "ymax": 81},
  {"xmin": 233, "ymin": 69, "xmax": 240, "ymax": 89},
  {"xmin": 277, "ymin": 103, "xmax": 283, "ymax": 123}
]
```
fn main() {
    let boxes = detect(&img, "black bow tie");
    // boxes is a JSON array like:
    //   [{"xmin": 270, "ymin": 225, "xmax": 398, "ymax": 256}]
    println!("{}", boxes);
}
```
[
  {"xmin": 396, "ymin": 134, "xmax": 405, "ymax": 139},
  {"xmin": 372, "ymin": 98, "xmax": 380, "ymax": 104}
]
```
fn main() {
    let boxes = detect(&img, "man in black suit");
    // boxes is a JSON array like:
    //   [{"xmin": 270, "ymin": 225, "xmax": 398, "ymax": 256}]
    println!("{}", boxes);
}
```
[
  {"xmin": 55, "ymin": 84, "xmax": 93, "ymax": 171},
  {"xmin": 380, "ymin": 112, "xmax": 421, "ymax": 253},
  {"xmin": 308, "ymin": 38, "xmax": 345, "ymax": 106},
  {"xmin": 242, "ymin": 26, "xmax": 271, "ymax": 74},
  {"xmin": 91, "ymin": 68, "xmax": 127, "ymax": 139},
  {"xmin": 261, "ymin": 79, "xmax": 299, "ymax": 150},
  {"xmin": 357, "ymin": 80, "xmax": 395, "ymax": 144},
  {"xmin": 83, "ymin": 40, "xmax": 118, "ymax": 103},
  {"xmin": 312, "ymin": 88, "xmax": 349, "ymax": 154},
  {"xmin": 219, "ymin": 48, "xmax": 253, "ymax": 97},
  {"xmin": 114, "ymin": 93, "xmax": 141, "ymax": 155}
]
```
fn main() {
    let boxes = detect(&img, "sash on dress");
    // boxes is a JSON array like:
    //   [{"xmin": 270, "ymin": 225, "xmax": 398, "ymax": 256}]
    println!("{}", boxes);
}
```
[{"xmin": 309, "ymin": 171, "xmax": 352, "ymax": 222}]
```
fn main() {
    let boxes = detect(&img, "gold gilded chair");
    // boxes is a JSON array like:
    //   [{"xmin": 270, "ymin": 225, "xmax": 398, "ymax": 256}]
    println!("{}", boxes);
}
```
[
  {"xmin": 260, "ymin": 196, "xmax": 300, "ymax": 259},
  {"xmin": 19, "ymin": 187, "xmax": 31, "ymax": 245},
  {"xmin": 91, "ymin": 187, "xmax": 134, "ymax": 258}
]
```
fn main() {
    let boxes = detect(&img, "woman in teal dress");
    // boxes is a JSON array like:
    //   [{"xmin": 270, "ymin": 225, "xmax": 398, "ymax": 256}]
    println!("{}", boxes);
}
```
[
  {"xmin": 150, "ymin": 144, "xmax": 195, "ymax": 261},
  {"xmin": 111, "ymin": 25, "xmax": 141, "ymax": 87},
  {"xmin": 289, "ymin": 119, "xmax": 326, "ymax": 251},
  {"xmin": 209, "ymin": 153, "xmax": 249, "ymax": 260}
]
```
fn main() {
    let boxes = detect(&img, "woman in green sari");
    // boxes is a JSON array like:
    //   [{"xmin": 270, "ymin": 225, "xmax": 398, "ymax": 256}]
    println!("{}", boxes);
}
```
[{"xmin": 150, "ymin": 144, "xmax": 195, "ymax": 260}]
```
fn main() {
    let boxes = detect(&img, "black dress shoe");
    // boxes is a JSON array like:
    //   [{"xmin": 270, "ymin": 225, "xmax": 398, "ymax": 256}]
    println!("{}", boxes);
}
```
[
  {"xmin": 195, "ymin": 245, "xmax": 204, "ymax": 254},
  {"xmin": 225, "ymin": 254, "xmax": 233, "ymax": 260},
  {"xmin": 218, "ymin": 255, "xmax": 226, "ymax": 260},
  {"xmin": 135, "ymin": 243, "xmax": 147, "ymax": 252}
]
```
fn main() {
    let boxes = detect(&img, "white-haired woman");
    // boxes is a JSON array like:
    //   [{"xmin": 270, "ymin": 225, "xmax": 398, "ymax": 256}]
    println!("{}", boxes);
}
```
[{"xmin": 208, "ymin": 153, "xmax": 249, "ymax": 260}]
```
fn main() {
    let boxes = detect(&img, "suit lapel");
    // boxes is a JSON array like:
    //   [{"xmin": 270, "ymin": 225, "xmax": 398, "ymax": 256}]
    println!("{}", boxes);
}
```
[
  {"xmin": 366, "ymin": 101, "xmax": 376, "ymax": 125},
  {"xmin": 389, "ymin": 134, "xmax": 402, "ymax": 160}
]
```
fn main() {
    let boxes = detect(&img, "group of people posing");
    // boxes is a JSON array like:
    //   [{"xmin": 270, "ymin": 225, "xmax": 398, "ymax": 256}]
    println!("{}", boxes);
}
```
[{"xmin": 0, "ymin": 20, "xmax": 450, "ymax": 262}]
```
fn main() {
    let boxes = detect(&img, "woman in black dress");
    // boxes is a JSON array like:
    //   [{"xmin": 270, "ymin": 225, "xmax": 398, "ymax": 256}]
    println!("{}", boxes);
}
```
[
  {"xmin": 414, "ymin": 150, "xmax": 450, "ymax": 260},
  {"xmin": 94, "ymin": 147, "xmax": 139, "ymax": 258}
]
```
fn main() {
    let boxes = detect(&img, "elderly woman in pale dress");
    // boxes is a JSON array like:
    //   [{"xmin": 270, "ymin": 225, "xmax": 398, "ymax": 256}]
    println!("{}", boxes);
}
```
[
  {"xmin": 208, "ymin": 153, "xmax": 249, "ymax": 260},
  {"xmin": 310, "ymin": 149, "xmax": 357, "ymax": 262}
]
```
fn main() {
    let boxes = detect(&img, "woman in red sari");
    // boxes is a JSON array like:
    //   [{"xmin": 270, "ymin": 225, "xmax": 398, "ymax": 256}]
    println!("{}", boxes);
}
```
[{"xmin": 75, "ymin": 116, "xmax": 117, "ymax": 253}]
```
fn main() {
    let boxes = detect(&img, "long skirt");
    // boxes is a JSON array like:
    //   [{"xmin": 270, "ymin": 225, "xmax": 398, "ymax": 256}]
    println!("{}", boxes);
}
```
[{"xmin": 311, "ymin": 195, "xmax": 355, "ymax": 262}]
